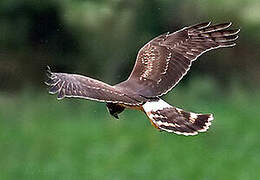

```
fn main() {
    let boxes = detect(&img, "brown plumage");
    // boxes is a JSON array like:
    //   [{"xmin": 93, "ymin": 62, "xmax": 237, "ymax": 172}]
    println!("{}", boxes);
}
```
[
  {"xmin": 116, "ymin": 22, "xmax": 239, "ymax": 97},
  {"xmin": 46, "ymin": 22, "xmax": 239, "ymax": 136}
]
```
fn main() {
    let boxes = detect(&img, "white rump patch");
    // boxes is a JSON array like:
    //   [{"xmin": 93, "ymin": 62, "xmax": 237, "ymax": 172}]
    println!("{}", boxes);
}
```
[{"xmin": 142, "ymin": 99, "xmax": 172, "ymax": 112}]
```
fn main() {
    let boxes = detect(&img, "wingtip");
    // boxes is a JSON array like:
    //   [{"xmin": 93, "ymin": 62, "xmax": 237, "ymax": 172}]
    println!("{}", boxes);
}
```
[
  {"xmin": 46, "ymin": 65, "xmax": 53, "ymax": 78},
  {"xmin": 202, "ymin": 21, "xmax": 212, "ymax": 26},
  {"xmin": 57, "ymin": 96, "xmax": 65, "ymax": 100},
  {"xmin": 200, "ymin": 21, "xmax": 211, "ymax": 26},
  {"xmin": 186, "ymin": 21, "xmax": 211, "ymax": 31},
  {"xmin": 228, "ymin": 43, "xmax": 236, "ymax": 47},
  {"xmin": 235, "ymin": 28, "xmax": 241, "ymax": 34},
  {"xmin": 57, "ymin": 89, "xmax": 65, "ymax": 100},
  {"xmin": 44, "ymin": 81, "xmax": 50, "ymax": 86},
  {"xmin": 203, "ymin": 21, "xmax": 212, "ymax": 27},
  {"xmin": 225, "ymin": 22, "xmax": 232, "ymax": 28},
  {"xmin": 46, "ymin": 65, "xmax": 51, "ymax": 73}
]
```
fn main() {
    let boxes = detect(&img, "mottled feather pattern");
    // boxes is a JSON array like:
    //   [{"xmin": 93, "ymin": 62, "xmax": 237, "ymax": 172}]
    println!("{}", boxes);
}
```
[
  {"xmin": 116, "ymin": 22, "xmax": 240, "ymax": 97},
  {"xmin": 45, "ymin": 66, "xmax": 142, "ymax": 105}
]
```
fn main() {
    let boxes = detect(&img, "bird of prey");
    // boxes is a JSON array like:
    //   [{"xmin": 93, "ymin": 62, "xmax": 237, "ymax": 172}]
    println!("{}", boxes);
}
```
[{"xmin": 46, "ymin": 22, "xmax": 239, "ymax": 136}]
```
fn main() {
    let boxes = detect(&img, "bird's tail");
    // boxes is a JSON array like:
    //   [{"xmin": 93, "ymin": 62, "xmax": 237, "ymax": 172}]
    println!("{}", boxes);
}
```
[{"xmin": 142, "ymin": 99, "xmax": 213, "ymax": 136}]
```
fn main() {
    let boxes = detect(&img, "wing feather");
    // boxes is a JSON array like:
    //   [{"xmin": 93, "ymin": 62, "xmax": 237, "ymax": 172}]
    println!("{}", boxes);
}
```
[
  {"xmin": 45, "ymin": 66, "xmax": 142, "ymax": 105},
  {"xmin": 115, "ymin": 22, "xmax": 240, "ymax": 97}
]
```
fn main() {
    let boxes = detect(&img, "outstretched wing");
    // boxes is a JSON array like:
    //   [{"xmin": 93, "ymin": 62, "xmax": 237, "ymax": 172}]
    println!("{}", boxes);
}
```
[
  {"xmin": 116, "ymin": 22, "xmax": 240, "ymax": 97},
  {"xmin": 45, "ymin": 66, "xmax": 141, "ymax": 105}
]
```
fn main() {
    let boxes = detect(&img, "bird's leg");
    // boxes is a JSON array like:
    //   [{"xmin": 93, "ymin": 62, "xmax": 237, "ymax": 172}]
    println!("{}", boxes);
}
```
[{"xmin": 106, "ymin": 103, "xmax": 125, "ymax": 119}]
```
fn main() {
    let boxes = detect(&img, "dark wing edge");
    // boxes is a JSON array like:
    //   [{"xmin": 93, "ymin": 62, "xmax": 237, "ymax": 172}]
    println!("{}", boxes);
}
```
[
  {"xmin": 45, "ymin": 66, "xmax": 141, "ymax": 105},
  {"xmin": 159, "ymin": 21, "xmax": 240, "ymax": 96},
  {"xmin": 118, "ymin": 21, "xmax": 240, "ymax": 98}
]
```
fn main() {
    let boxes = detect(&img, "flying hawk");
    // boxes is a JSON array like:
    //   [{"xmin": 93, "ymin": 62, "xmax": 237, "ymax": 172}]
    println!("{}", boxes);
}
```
[{"xmin": 45, "ymin": 22, "xmax": 239, "ymax": 136}]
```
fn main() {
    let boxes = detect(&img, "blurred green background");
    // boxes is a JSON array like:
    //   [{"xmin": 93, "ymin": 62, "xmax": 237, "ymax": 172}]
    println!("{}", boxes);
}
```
[{"xmin": 0, "ymin": 0, "xmax": 260, "ymax": 179}]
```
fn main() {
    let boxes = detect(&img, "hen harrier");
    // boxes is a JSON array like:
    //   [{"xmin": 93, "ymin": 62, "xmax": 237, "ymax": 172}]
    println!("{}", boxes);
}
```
[{"xmin": 46, "ymin": 22, "xmax": 239, "ymax": 136}]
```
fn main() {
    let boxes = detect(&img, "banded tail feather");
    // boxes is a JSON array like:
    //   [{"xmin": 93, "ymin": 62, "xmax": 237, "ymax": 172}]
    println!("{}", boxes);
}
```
[{"xmin": 142, "ymin": 99, "xmax": 213, "ymax": 136}]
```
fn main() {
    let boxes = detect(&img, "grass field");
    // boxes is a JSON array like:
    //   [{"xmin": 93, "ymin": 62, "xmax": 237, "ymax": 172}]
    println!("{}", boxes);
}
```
[{"xmin": 0, "ymin": 79, "xmax": 260, "ymax": 180}]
